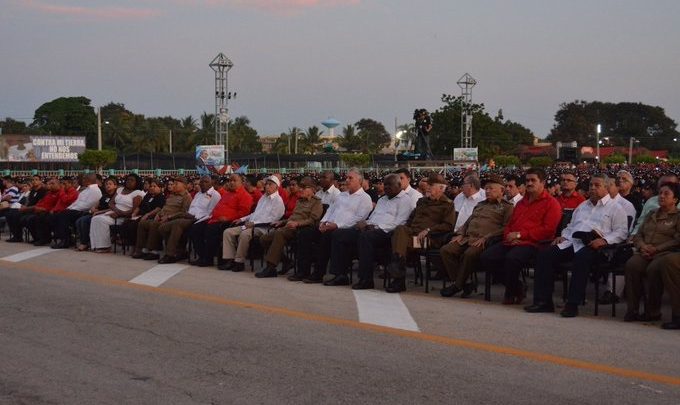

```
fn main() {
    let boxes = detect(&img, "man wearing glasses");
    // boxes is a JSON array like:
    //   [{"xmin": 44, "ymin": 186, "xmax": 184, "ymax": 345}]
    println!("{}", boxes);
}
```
[{"xmin": 555, "ymin": 172, "xmax": 585, "ymax": 210}]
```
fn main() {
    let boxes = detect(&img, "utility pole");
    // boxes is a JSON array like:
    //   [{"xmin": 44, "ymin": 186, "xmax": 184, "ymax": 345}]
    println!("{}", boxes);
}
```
[{"xmin": 97, "ymin": 107, "xmax": 102, "ymax": 151}]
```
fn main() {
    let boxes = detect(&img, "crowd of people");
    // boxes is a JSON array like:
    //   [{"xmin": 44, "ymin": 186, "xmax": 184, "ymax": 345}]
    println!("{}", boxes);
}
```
[{"xmin": 2, "ymin": 163, "xmax": 680, "ymax": 330}]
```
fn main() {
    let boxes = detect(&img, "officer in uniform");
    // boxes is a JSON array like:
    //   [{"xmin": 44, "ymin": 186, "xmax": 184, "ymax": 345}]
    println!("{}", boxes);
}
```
[
  {"xmin": 255, "ymin": 177, "xmax": 323, "ymax": 279},
  {"xmin": 661, "ymin": 253, "xmax": 680, "ymax": 329},
  {"xmin": 439, "ymin": 174, "xmax": 514, "ymax": 297},
  {"xmin": 386, "ymin": 173, "xmax": 457, "ymax": 293}
]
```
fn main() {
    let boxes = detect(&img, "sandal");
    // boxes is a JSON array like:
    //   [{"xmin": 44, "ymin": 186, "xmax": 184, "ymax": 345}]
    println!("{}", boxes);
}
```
[{"xmin": 76, "ymin": 244, "xmax": 89, "ymax": 252}]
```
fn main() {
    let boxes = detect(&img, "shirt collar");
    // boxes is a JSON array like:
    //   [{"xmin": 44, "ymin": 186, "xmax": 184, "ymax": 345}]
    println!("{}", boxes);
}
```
[{"xmin": 595, "ymin": 194, "xmax": 612, "ymax": 206}]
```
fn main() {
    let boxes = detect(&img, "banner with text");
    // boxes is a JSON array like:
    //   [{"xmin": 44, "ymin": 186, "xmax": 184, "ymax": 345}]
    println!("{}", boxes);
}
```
[
  {"xmin": 0, "ymin": 135, "xmax": 87, "ymax": 162},
  {"xmin": 453, "ymin": 147, "xmax": 479, "ymax": 161}
]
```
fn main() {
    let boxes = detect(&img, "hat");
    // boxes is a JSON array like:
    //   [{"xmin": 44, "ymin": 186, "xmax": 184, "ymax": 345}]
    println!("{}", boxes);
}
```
[
  {"xmin": 427, "ymin": 174, "xmax": 447, "ymax": 185},
  {"xmin": 616, "ymin": 170, "xmax": 634, "ymax": 184},
  {"xmin": 298, "ymin": 176, "xmax": 317, "ymax": 189},
  {"xmin": 173, "ymin": 176, "xmax": 188, "ymax": 184},
  {"xmin": 265, "ymin": 175, "xmax": 281, "ymax": 187},
  {"xmin": 483, "ymin": 174, "xmax": 505, "ymax": 186}
]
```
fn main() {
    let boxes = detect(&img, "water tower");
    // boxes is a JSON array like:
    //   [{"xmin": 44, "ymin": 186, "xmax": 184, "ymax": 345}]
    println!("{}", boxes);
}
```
[{"xmin": 321, "ymin": 118, "xmax": 340, "ymax": 137}]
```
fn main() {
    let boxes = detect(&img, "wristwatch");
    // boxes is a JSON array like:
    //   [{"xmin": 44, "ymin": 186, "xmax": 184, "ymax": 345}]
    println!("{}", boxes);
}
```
[{"xmin": 516, "ymin": 232, "xmax": 521, "ymax": 240}]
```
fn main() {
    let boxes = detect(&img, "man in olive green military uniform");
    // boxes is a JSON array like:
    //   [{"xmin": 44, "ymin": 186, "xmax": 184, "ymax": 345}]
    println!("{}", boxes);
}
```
[
  {"xmin": 659, "ymin": 253, "xmax": 680, "ymax": 329},
  {"xmin": 386, "ymin": 173, "xmax": 457, "ymax": 293},
  {"xmin": 439, "ymin": 174, "xmax": 513, "ymax": 297},
  {"xmin": 255, "ymin": 177, "xmax": 323, "ymax": 279}
]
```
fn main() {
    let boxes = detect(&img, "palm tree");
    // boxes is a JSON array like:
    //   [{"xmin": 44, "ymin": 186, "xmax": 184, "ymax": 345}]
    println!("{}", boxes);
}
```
[{"xmin": 302, "ymin": 125, "xmax": 323, "ymax": 154}]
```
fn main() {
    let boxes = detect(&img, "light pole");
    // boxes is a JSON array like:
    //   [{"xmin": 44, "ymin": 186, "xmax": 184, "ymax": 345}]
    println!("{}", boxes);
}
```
[
  {"xmin": 394, "ymin": 130, "xmax": 404, "ymax": 161},
  {"xmin": 596, "ymin": 124, "xmax": 601, "ymax": 163},
  {"xmin": 629, "ymin": 137, "xmax": 636, "ymax": 165}
]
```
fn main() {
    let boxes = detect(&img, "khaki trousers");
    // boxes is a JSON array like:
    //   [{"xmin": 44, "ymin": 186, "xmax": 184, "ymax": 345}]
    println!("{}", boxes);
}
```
[
  {"xmin": 222, "ymin": 226, "xmax": 268, "ymax": 262},
  {"xmin": 159, "ymin": 218, "xmax": 193, "ymax": 257},
  {"xmin": 624, "ymin": 253, "xmax": 665, "ymax": 316},
  {"xmin": 260, "ymin": 227, "xmax": 296, "ymax": 266},
  {"xmin": 440, "ymin": 242, "xmax": 484, "ymax": 287},
  {"xmin": 660, "ymin": 253, "xmax": 680, "ymax": 316},
  {"xmin": 135, "ymin": 220, "xmax": 163, "ymax": 252}
]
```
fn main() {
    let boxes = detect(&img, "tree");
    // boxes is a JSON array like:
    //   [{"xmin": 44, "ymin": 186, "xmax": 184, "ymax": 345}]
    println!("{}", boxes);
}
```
[
  {"xmin": 633, "ymin": 154, "xmax": 657, "ymax": 164},
  {"xmin": 547, "ymin": 100, "xmax": 680, "ymax": 150},
  {"xmin": 603, "ymin": 154, "xmax": 626, "ymax": 164},
  {"xmin": 229, "ymin": 116, "xmax": 261, "ymax": 153},
  {"xmin": 100, "ymin": 102, "xmax": 134, "ymax": 151},
  {"xmin": 0, "ymin": 117, "xmax": 29, "ymax": 134},
  {"xmin": 30, "ymin": 97, "xmax": 97, "ymax": 147},
  {"xmin": 494, "ymin": 155, "xmax": 521, "ymax": 167},
  {"xmin": 339, "ymin": 124, "xmax": 361, "ymax": 152},
  {"xmin": 78, "ymin": 149, "xmax": 117, "ymax": 172},
  {"xmin": 528, "ymin": 156, "xmax": 554, "ymax": 167},
  {"xmin": 354, "ymin": 118, "xmax": 391, "ymax": 153},
  {"xmin": 300, "ymin": 125, "xmax": 323, "ymax": 154}
]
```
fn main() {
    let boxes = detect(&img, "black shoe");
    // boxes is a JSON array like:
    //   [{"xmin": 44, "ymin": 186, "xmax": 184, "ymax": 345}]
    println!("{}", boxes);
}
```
[
  {"xmin": 287, "ymin": 273, "xmax": 306, "ymax": 282},
  {"xmin": 278, "ymin": 258, "xmax": 294, "ymax": 276},
  {"xmin": 255, "ymin": 265, "xmax": 278, "ymax": 278},
  {"xmin": 524, "ymin": 302, "xmax": 555, "ymax": 313},
  {"xmin": 640, "ymin": 313, "xmax": 662, "ymax": 322},
  {"xmin": 461, "ymin": 283, "xmax": 475, "ymax": 298},
  {"xmin": 158, "ymin": 255, "xmax": 177, "ymax": 264},
  {"xmin": 33, "ymin": 239, "xmax": 50, "ymax": 247},
  {"xmin": 131, "ymin": 251, "xmax": 145, "ymax": 259},
  {"xmin": 385, "ymin": 278, "xmax": 406, "ymax": 293},
  {"xmin": 6, "ymin": 237, "xmax": 22, "ymax": 243},
  {"xmin": 190, "ymin": 259, "xmax": 211, "ymax": 267},
  {"xmin": 143, "ymin": 253, "xmax": 160, "ymax": 261},
  {"xmin": 624, "ymin": 311, "xmax": 641, "ymax": 322},
  {"xmin": 323, "ymin": 275, "xmax": 350, "ymax": 286},
  {"xmin": 232, "ymin": 262, "xmax": 245, "ymax": 272},
  {"xmin": 51, "ymin": 240, "xmax": 67, "ymax": 249},
  {"xmin": 351, "ymin": 279, "xmax": 375, "ymax": 290},
  {"xmin": 440, "ymin": 284, "xmax": 462, "ymax": 298},
  {"xmin": 661, "ymin": 317, "xmax": 680, "ymax": 330},
  {"xmin": 303, "ymin": 273, "xmax": 324, "ymax": 284},
  {"xmin": 598, "ymin": 290, "xmax": 620, "ymax": 305},
  {"xmin": 560, "ymin": 304, "xmax": 579, "ymax": 318},
  {"xmin": 217, "ymin": 260, "xmax": 235, "ymax": 271}
]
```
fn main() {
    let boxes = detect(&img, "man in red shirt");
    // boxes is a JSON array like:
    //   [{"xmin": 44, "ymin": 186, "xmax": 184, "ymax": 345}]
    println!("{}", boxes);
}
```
[
  {"xmin": 189, "ymin": 173, "xmax": 252, "ymax": 267},
  {"xmin": 555, "ymin": 172, "xmax": 585, "ymax": 209},
  {"xmin": 283, "ymin": 178, "xmax": 300, "ymax": 218},
  {"xmin": 27, "ymin": 177, "xmax": 66, "ymax": 246},
  {"xmin": 244, "ymin": 175, "xmax": 262, "ymax": 212},
  {"xmin": 480, "ymin": 168, "xmax": 562, "ymax": 304}
]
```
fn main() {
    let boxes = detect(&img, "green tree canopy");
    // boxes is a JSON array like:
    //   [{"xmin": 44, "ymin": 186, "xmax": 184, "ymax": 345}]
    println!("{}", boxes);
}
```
[
  {"xmin": 354, "ymin": 118, "xmax": 391, "ymax": 153},
  {"xmin": 229, "ymin": 116, "xmax": 262, "ymax": 153},
  {"xmin": 30, "ymin": 96, "xmax": 97, "ymax": 147}
]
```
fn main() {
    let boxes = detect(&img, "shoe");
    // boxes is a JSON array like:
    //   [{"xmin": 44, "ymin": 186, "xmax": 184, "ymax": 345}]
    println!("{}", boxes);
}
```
[
  {"xmin": 131, "ymin": 251, "xmax": 145, "ymax": 259},
  {"xmin": 287, "ymin": 273, "xmax": 306, "ymax": 282},
  {"xmin": 51, "ymin": 240, "xmax": 67, "ymax": 249},
  {"xmin": 640, "ymin": 313, "xmax": 662, "ymax": 322},
  {"xmin": 661, "ymin": 316, "xmax": 680, "ymax": 330},
  {"xmin": 33, "ymin": 240, "xmax": 50, "ymax": 247},
  {"xmin": 560, "ymin": 304, "xmax": 579, "ymax": 318},
  {"xmin": 351, "ymin": 279, "xmax": 375, "ymax": 290},
  {"xmin": 277, "ymin": 258, "xmax": 294, "ymax": 276},
  {"xmin": 255, "ymin": 266, "xmax": 278, "ymax": 278},
  {"xmin": 217, "ymin": 260, "xmax": 235, "ymax": 271},
  {"xmin": 189, "ymin": 259, "xmax": 211, "ymax": 267},
  {"xmin": 623, "ymin": 311, "xmax": 641, "ymax": 322},
  {"xmin": 323, "ymin": 275, "xmax": 350, "ymax": 286},
  {"xmin": 303, "ymin": 273, "xmax": 324, "ymax": 284},
  {"xmin": 232, "ymin": 262, "xmax": 245, "ymax": 272},
  {"xmin": 6, "ymin": 237, "xmax": 22, "ymax": 243},
  {"xmin": 461, "ymin": 283, "xmax": 475, "ymax": 298},
  {"xmin": 440, "ymin": 284, "xmax": 462, "ymax": 298},
  {"xmin": 598, "ymin": 290, "xmax": 620, "ymax": 305},
  {"xmin": 385, "ymin": 278, "xmax": 406, "ymax": 293},
  {"xmin": 143, "ymin": 253, "xmax": 160, "ymax": 261},
  {"xmin": 158, "ymin": 255, "xmax": 177, "ymax": 264},
  {"xmin": 524, "ymin": 302, "xmax": 555, "ymax": 313}
]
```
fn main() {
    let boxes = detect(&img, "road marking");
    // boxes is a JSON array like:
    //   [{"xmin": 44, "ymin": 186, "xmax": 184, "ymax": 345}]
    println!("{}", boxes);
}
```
[
  {"xmin": 3, "ymin": 260, "xmax": 680, "ymax": 388},
  {"xmin": 0, "ymin": 247, "xmax": 54, "ymax": 263},
  {"xmin": 353, "ymin": 290, "xmax": 420, "ymax": 332},
  {"xmin": 129, "ymin": 264, "xmax": 188, "ymax": 287}
]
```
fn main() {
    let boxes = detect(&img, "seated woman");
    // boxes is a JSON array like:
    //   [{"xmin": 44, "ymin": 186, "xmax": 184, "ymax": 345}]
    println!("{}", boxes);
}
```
[
  {"xmin": 75, "ymin": 177, "xmax": 118, "ymax": 251},
  {"xmin": 119, "ymin": 178, "xmax": 166, "ymax": 246},
  {"xmin": 624, "ymin": 182, "xmax": 680, "ymax": 322},
  {"xmin": 88, "ymin": 174, "xmax": 144, "ymax": 253}
]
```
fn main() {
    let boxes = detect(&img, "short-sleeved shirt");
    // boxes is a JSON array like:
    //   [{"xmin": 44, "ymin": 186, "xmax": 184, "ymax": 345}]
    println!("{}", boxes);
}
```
[{"xmin": 139, "ymin": 193, "xmax": 166, "ymax": 216}]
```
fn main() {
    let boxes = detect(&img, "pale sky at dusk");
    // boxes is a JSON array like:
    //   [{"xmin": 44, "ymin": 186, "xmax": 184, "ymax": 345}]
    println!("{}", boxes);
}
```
[{"xmin": 2, "ymin": 0, "xmax": 679, "ymax": 139}]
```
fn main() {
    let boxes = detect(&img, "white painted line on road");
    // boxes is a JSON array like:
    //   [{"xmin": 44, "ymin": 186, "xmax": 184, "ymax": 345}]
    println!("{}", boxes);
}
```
[
  {"xmin": 129, "ymin": 264, "xmax": 188, "ymax": 287},
  {"xmin": 0, "ymin": 247, "xmax": 55, "ymax": 263},
  {"xmin": 353, "ymin": 290, "xmax": 420, "ymax": 332}
]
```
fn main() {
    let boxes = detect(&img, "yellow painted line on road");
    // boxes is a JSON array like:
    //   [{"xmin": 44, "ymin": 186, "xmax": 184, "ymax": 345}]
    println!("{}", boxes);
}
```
[{"xmin": 4, "ymin": 260, "xmax": 680, "ymax": 388}]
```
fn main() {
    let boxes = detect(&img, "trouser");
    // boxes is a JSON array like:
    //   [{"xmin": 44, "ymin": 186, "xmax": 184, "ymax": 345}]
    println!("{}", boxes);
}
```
[
  {"xmin": 27, "ymin": 212, "xmax": 54, "ymax": 243},
  {"xmin": 414, "ymin": 130, "xmax": 433, "ymax": 160},
  {"xmin": 119, "ymin": 218, "xmax": 141, "ymax": 246},
  {"xmin": 159, "ymin": 218, "xmax": 194, "ymax": 257},
  {"xmin": 625, "ymin": 253, "xmax": 665, "ymax": 316},
  {"xmin": 135, "ymin": 219, "xmax": 163, "ymax": 252},
  {"xmin": 480, "ymin": 243, "xmax": 537, "ymax": 299},
  {"xmin": 222, "ymin": 225, "xmax": 268, "ymax": 262},
  {"xmin": 661, "ymin": 253, "xmax": 680, "ymax": 317},
  {"xmin": 440, "ymin": 241, "xmax": 485, "ymax": 288},
  {"xmin": 329, "ymin": 228, "xmax": 359, "ymax": 276},
  {"xmin": 357, "ymin": 228, "xmax": 392, "ymax": 281},
  {"xmin": 75, "ymin": 214, "xmax": 93, "ymax": 245},
  {"xmin": 391, "ymin": 225, "xmax": 418, "ymax": 258},
  {"xmin": 296, "ymin": 227, "xmax": 332, "ymax": 277},
  {"xmin": 260, "ymin": 226, "xmax": 297, "ymax": 266},
  {"xmin": 192, "ymin": 222, "xmax": 230, "ymax": 264},
  {"xmin": 53, "ymin": 209, "xmax": 87, "ymax": 243},
  {"xmin": 531, "ymin": 245, "xmax": 596, "ymax": 305},
  {"xmin": 6, "ymin": 209, "xmax": 26, "ymax": 240}
]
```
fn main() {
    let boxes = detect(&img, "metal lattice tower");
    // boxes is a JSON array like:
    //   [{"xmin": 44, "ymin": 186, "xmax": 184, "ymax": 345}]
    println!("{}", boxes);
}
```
[
  {"xmin": 457, "ymin": 73, "xmax": 477, "ymax": 148},
  {"xmin": 209, "ymin": 53, "xmax": 234, "ymax": 161}
]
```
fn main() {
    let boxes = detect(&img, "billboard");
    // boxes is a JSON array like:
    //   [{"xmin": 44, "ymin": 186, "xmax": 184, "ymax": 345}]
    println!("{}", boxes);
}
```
[
  {"xmin": 195, "ymin": 144, "xmax": 228, "ymax": 176},
  {"xmin": 0, "ymin": 135, "xmax": 86, "ymax": 162},
  {"xmin": 453, "ymin": 147, "xmax": 479, "ymax": 161}
]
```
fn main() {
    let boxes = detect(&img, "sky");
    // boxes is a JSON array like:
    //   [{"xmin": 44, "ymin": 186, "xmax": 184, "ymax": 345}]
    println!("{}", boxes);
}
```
[{"xmin": 1, "ymin": 0, "xmax": 679, "ymax": 140}]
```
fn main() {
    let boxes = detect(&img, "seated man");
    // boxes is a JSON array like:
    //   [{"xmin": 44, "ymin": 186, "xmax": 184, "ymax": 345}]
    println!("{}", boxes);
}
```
[
  {"xmin": 189, "ymin": 174, "xmax": 252, "ymax": 267},
  {"xmin": 298, "ymin": 169, "xmax": 373, "ymax": 285},
  {"xmin": 26, "ymin": 177, "xmax": 66, "ymax": 246},
  {"xmin": 394, "ymin": 168, "xmax": 422, "ymax": 209},
  {"xmin": 157, "ymin": 175, "xmax": 221, "ymax": 264},
  {"xmin": 132, "ymin": 176, "xmax": 192, "ymax": 261},
  {"xmin": 480, "ymin": 168, "xmax": 562, "ymax": 305},
  {"xmin": 555, "ymin": 171, "xmax": 585, "ymax": 210},
  {"xmin": 440, "ymin": 174, "xmax": 514, "ymax": 297},
  {"xmin": 660, "ymin": 253, "xmax": 680, "ymax": 329},
  {"xmin": 453, "ymin": 173, "xmax": 486, "ymax": 233},
  {"xmin": 347, "ymin": 173, "xmax": 413, "ymax": 289},
  {"xmin": 51, "ymin": 173, "xmax": 102, "ymax": 248},
  {"xmin": 6, "ymin": 176, "xmax": 47, "ymax": 242},
  {"xmin": 525, "ymin": 174, "xmax": 628, "ymax": 317},
  {"xmin": 219, "ymin": 176, "xmax": 285, "ymax": 272},
  {"xmin": 255, "ymin": 177, "xmax": 323, "ymax": 279},
  {"xmin": 386, "ymin": 174, "xmax": 457, "ymax": 293}
]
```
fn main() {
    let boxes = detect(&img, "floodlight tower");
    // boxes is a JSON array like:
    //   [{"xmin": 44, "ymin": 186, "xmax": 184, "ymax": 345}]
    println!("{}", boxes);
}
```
[
  {"xmin": 457, "ymin": 73, "xmax": 477, "ymax": 148},
  {"xmin": 209, "ymin": 53, "xmax": 234, "ymax": 161}
]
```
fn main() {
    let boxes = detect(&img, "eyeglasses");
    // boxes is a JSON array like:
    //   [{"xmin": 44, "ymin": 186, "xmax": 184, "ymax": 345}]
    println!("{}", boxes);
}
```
[{"xmin": 560, "ymin": 178, "xmax": 576, "ymax": 183}]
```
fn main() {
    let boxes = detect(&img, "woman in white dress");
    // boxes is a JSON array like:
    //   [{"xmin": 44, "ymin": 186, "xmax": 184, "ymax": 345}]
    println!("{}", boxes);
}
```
[{"xmin": 89, "ymin": 174, "xmax": 144, "ymax": 252}]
